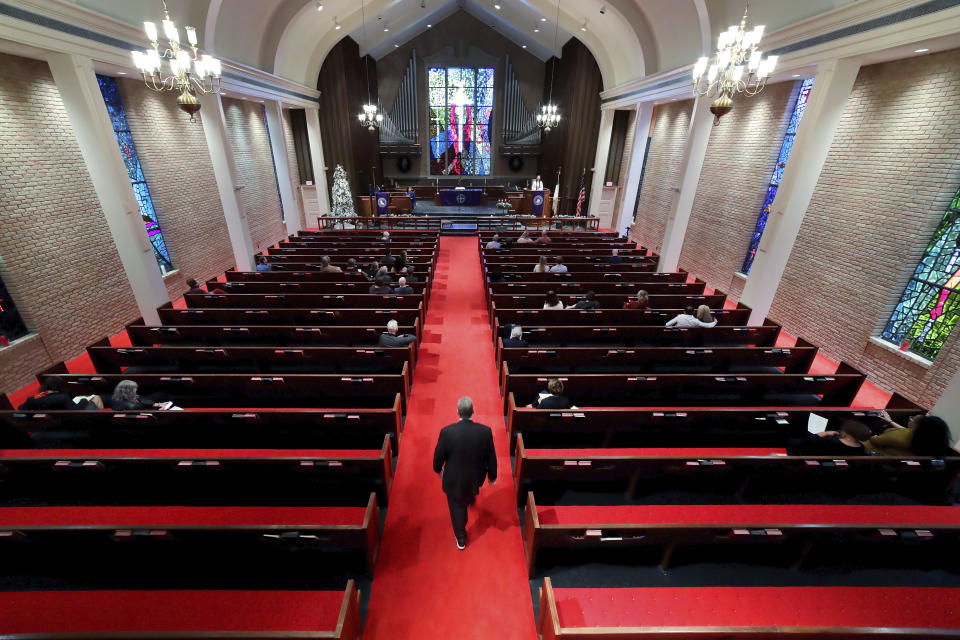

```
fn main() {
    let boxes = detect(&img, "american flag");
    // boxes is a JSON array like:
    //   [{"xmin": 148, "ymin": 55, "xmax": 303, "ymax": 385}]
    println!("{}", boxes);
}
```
[{"xmin": 575, "ymin": 173, "xmax": 586, "ymax": 216}]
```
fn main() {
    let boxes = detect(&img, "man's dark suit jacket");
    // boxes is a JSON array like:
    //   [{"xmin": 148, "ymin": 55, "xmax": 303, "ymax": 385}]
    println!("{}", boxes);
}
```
[
  {"xmin": 433, "ymin": 419, "xmax": 497, "ymax": 499},
  {"xmin": 501, "ymin": 337, "xmax": 529, "ymax": 348},
  {"xmin": 534, "ymin": 394, "xmax": 572, "ymax": 410}
]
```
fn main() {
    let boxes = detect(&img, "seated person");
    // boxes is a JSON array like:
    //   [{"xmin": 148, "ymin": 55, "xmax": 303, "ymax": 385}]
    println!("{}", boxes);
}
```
[
  {"xmin": 255, "ymin": 256, "xmax": 271, "ymax": 272},
  {"xmin": 502, "ymin": 325, "xmax": 529, "ymax": 348},
  {"xmin": 866, "ymin": 411, "xmax": 953, "ymax": 456},
  {"xmin": 543, "ymin": 291, "xmax": 564, "ymax": 310},
  {"xmin": 517, "ymin": 231, "xmax": 534, "ymax": 244},
  {"xmin": 381, "ymin": 231, "xmax": 391, "ymax": 242},
  {"xmin": 548, "ymin": 257, "xmax": 568, "ymax": 273},
  {"xmin": 401, "ymin": 266, "xmax": 418, "ymax": 283},
  {"xmin": 534, "ymin": 231, "xmax": 551, "ymax": 245},
  {"xmin": 489, "ymin": 270, "xmax": 505, "ymax": 283},
  {"xmin": 567, "ymin": 290, "xmax": 600, "ymax": 310},
  {"xmin": 394, "ymin": 277, "xmax": 414, "ymax": 294},
  {"xmin": 381, "ymin": 249, "xmax": 397, "ymax": 268},
  {"xmin": 527, "ymin": 378, "xmax": 572, "ymax": 409},
  {"xmin": 486, "ymin": 234, "xmax": 502, "ymax": 250},
  {"xmin": 623, "ymin": 289, "xmax": 649, "ymax": 309},
  {"xmin": 318, "ymin": 256, "xmax": 342, "ymax": 273},
  {"xmin": 18, "ymin": 377, "xmax": 102, "ymax": 411},
  {"xmin": 369, "ymin": 276, "xmax": 393, "ymax": 294},
  {"xmin": 110, "ymin": 379, "xmax": 169, "ymax": 411},
  {"xmin": 379, "ymin": 319, "xmax": 417, "ymax": 347},
  {"xmin": 666, "ymin": 306, "xmax": 715, "ymax": 328},
  {"xmin": 695, "ymin": 304, "xmax": 718, "ymax": 328},
  {"xmin": 393, "ymin": 250, "xmax": 408, "ymax": 273},
  {"xmin": 346, "ymin": 257, "xmax": 359, "ymax": 271},
  {"xmin": 609, "ymin": 249, "xmax": 623, "ymax": 264},
  {"xmin": 185, "ymin": 278, "xmax": 205, "ymax": 295},
  {"xmin": 786, "ymin": 421, "xmax": 870, "ymax": 456},
  {"xmin": 533, "ymin": 257, "xmax": 549, "ymax": 273}
]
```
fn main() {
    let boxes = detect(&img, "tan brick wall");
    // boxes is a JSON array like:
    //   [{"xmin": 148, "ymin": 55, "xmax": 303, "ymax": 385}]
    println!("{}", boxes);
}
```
[
  {"xmin": 630, "ymin": 101, "xmax": 692, "ymax": 255},
  {"xmin": 0, "ymin": 53, "xmax": 139, "ymax": 395},
  {"xmin": 221, "ymin": 97, "xmax": 285, "ymax": 251},
  {"xmin": 281, "ymin": 109, "xmax": 307, "ymax": 230},
  {"xmin": 769, "ymin": 50, "xmax": 960, "ymax": 407},
  {"xmin": 117, "ymin": 78, "xmax": 236, "ymax": 296},
  {"xmin": 679, "ymin": 80, "xmax": 799, "ymax": 294}
]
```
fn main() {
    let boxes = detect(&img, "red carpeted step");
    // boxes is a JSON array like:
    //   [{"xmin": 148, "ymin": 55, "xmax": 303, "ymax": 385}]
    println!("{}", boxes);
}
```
[
  {"xmin": 551, "ymin": 585, "xmax": 960, "ymax": 630},
  {"xmin": 525, "ymin": 447, "xmax": 785, "ymax": 458},
  {"xmin": 1, "ymin": 588, "xmax": 354, "ymax": 635},
  {"xmin": 0, "ymin": 505, "xmax": 368, "ymax": 527},
  {"xmin": 536, "ymin": 503, "xmax": 960, "ymax": 526}
]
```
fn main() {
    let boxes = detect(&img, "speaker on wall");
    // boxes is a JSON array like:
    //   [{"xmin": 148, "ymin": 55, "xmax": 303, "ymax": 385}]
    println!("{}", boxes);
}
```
[
  {"xmin": 395, "ymin": 156, "xmax": 412, "ymax": 173},
  {"xmin": 508, "ymin": 155, "xmax": 524, "ymax": 172}
]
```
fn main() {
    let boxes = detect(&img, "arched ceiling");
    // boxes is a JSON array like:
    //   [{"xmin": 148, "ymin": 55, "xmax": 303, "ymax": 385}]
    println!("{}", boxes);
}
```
[{"xmin": 67, "ymin": 0, "xmax": 876, "ymax": 91}]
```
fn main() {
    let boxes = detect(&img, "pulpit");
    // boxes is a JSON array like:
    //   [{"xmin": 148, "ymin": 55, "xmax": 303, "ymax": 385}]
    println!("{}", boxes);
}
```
[{"xmin": 521, "ymin": 189, "xmax": 552, "ymax": 217}]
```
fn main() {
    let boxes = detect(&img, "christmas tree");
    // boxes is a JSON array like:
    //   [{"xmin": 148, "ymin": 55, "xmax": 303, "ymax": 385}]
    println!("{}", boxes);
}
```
[{"xmin": 330, "ymin": 164, "xmax": 356, "ymax": 219}]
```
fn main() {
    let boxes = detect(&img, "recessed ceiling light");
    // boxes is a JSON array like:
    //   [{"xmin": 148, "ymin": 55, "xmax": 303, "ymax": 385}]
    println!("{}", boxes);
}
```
[
  {"xmin": 540, "ymin": 17, "xmax": 547, "ymax": 21},
  {"xmin": 427, "ymin": 23, "xmax": 432, "ymax": 27},
  {"xmin": 383, "ymin": 26, "xmax": 389, "ymax": 31},
  {"xmin": 580, "ymin": 22, "xmax": 587, "ymax": 31},
  {"xmin": 521, "ymin": 45, "xmax": 527, "ymax": 48},
  {"xmin": 792, "ymin": 74, "xmax": 800, "ymax": 77},
  {"xmin": 316, "ymin": 1, "xmax": 323, "ymax": 11},
  {"xmin": 494, "ymin": 3, "xmax": 501, "ymax": 9},
  {"xmin": 334, "ymin": 17, "xmax": 341, "ymax": 29},
  {"xmin": 117, "ymin": 71, "xmax": 127, "ymax": 75},
  {"xmin": 914, "ymin": 48, "xmax": 929, "ymax": 53},
  {"xmin": 533, "ymin": 27, "xmax": 539, "ymax": 32}
]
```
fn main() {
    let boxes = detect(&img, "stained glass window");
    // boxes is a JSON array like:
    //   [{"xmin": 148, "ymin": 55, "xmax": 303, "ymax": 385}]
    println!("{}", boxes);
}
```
[
  {"xmin": 740, "ymin": 77, "xmax": 814, "ymax": 275},
  {"xmin": 96, "ymin": 75, "xmax": 174, "ymax": 274},
  {"xmin": 881, "ymin": 185, "xmax": 960, "ymax": 360},
  {"xmin": 0, "ymin": 274, "xmax": 29, "ymax": 344},
  {"xmin": 428, "ymin": 67, "xmax": 494, "ymax": 175}
]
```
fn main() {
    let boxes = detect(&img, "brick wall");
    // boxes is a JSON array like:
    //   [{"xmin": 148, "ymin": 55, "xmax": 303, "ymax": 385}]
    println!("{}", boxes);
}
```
[
  {"xmin": 117, "ymin": 78, "xmax": 236, "ymax": 295},
  {"xmin": 281, "ymin": 108, "xmax": 307, "ymax": 230},
  {"xmin": 630, "ymin": 101, "xmax": 692, "ymax": 255},
  {"xmin": 0, "ymin": 53, "xmax": 138, "ymax": 394},
  {"xmin": 679, "ymin": 80, "xmax": 799, "ymax": 294},
  {"xmin": 769, "ymin": 50, "xmax": 960, "ymax": 407},
  {"xmin": 221, "ymin": 97, "xmax": 285, "ymax": 252}
]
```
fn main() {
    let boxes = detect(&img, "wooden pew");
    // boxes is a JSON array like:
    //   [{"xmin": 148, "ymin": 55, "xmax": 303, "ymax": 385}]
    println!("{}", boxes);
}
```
[
  {"xmin": 487, "ymin": 262, "xmax": 658, "ymax": 273},
  {"xmin": 523, "ymin": 493, "xmax": 960, "ymax": 574},
  {"xmin": 88, "ymin": 344, "xmax": 415, "ymax": 375},
  {"xmin": 0, "ymin": 434, "xmax": 394, "ymax": 507},
  {"xmin": 498, "ymin": 342, "xmax": 819, "ymax": 376},
  {"xmin": 206, "ymin": 280, "xmax": 429, "ymax": 294},
  {"xmin": 489, "ymin": 281, "xmax": 705, "ymax": 295},
  {"xmin": 492, "ymin": 319, "xmax": 781, "ymax": 349},
  {"xmin": 493, "ymin": 307, "xmax": 751, "ymax": 328},
  {"xmin": 128, "ymin": 323, "xmax": 419, "ymax": 347},
  {"xmin": 185, "ymin": 293, "xmax": 424, "ymax": 310},
  {"xmin": 0, "ymin": 582, "xmax": 363, "ymax": 640},
  {"xmin": 513, "ymin": 435, "xmax": 960, "ymax": 505},
  {"xmin": 0, "ymin": 495, "xmax": 381, "ymax": 575},
  {"xmin": 159, "ymin": 307, "xmax": 422, "ymax": 330},
  {"xmin": 537, "ymin": 579, "xmax": 960, "ymax": 639},
  {"xmin": 503, "ymin": 363, "xmax": 867, "ymax": 412},
  {"xmin": 495, "ymin": 272, "xmax": 687, "ymax": 283},
  {"xmin": 505, "ymin": 393, "xmax": 923, "ymax": 448},
  {"xmin": 490, "ymin": 293, "xmax": 727, "ymax": 309},
  {"xmin": 37, "ymin": 371, "xmax": 410, "ymax": 412},
  {"xmin": 0, "ymin": 397, "xmax": 403, "ymax": 450}
]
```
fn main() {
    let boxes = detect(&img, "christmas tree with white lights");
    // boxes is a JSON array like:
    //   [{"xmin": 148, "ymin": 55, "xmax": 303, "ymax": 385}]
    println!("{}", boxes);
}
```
[{"xmin": 330, "ymin": 164, "xmax": 356, "ymax": 218}]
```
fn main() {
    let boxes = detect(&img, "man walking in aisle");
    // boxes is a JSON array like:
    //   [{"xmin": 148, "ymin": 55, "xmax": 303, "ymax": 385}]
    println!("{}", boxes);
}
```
[{"xmin": 433, "ymin": 397, "xmax": 497, "ymax": 550}]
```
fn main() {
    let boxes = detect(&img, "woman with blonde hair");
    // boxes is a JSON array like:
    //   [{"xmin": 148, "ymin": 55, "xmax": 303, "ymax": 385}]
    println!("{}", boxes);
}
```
[
  {"xmin": 623, "ymin": 289, "xmax": 649, "ymax": 309},
  {"xmin": 533, "ymin": 256, "xmax": 549, "ymax": 273},
  {"xmin": 695, "ymin": 304, "xmax": 717, "ymax": 328}
]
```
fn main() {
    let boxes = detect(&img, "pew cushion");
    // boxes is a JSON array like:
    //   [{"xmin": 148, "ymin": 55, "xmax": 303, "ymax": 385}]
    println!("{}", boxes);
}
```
[
  {"xmin": 0, "ymin": 505, "xmax": 368, "ymax": 527},
  {"xmin": 550, "ymin": 586, "xmax": 960, "ymax": 631},
  {"xmin": 1, "ymin": 589, "xmax": 349, "ymax": 635},
  {"xmin": 536, "ymin": 503, "xmax": 960, "ymax": 526},
  {"xmin": 525, "ymin": 447, "xmax": 786, "ymax": 458}
]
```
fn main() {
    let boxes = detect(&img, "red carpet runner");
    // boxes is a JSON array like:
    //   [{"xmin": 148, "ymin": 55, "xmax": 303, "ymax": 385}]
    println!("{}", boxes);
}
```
[{"xmin": 362, "ymin": 236, "xmax": 537, "ymax": 639}]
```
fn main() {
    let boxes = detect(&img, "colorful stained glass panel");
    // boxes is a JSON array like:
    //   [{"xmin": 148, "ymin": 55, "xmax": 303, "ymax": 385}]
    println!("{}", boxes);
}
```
[{"xmin": 428, "ymin": 67, "xmax": 494, "ymax": 175}]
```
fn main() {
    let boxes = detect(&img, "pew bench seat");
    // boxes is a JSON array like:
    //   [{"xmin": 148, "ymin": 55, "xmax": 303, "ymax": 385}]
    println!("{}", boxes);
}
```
[
  {"xmin": 538, "ymin": 579, "xmax": 960, "ymax": 639},
  {"xmin": 524, "ymin": 494, "xmax": 960, "ymax": 574},
  {"xmin": 0, "ymin": 582, "xmax": 362, "ymax": 639}
]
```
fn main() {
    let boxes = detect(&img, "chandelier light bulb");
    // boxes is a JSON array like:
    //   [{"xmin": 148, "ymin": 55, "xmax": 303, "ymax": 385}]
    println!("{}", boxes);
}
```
[
  {"xmin": 144, "ymin": 21, "xmax": 158, "ymax": 42},
  {"xmin": 193, "ymin": 58, "xmax": 206, "ymax": 77},
  {"xmin": 162, "ymin": 19, "xmax": 179, "ymax": 44},
  {"xmin": 185, "ymin": 26, "xmax": 197, "ymax": 46}
]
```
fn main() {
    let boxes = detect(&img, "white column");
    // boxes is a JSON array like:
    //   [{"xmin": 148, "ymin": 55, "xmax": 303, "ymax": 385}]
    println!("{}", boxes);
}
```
[
  {"xmin": 586, "ymin": 108, "xmax": 616, "ymax": 220},
  {"xmin": 933, "ymin": 369, "xmax": 960, "ymax": 445},
  {"xmin": 46, "ymin": 53, "xmax": 168, "ymax": 325},
  {"xmin": 263, "ymin": 100, "xmax": 302, "ymax": 236},
  {"xmin": 657, "ymin": 94, "xmax": 714, "ymax": 272},
  {"xmin": 740, "ymin": 58, "xmax": 861, "ymax": 325},
  {"xmin": 304, "ymin": 106, "xmax": 331, "ymax": 215},
  {"xmin": 613, "ymin": 102, "xmax": 655, "ymax": 236},
  {"xmin": 199, "ymin": 92, "xmax": 256, "ymax": 272}
]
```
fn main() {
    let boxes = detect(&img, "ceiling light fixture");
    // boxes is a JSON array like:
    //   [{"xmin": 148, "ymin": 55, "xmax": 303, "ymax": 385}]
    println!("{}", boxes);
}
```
[
  {"xmin": 131, "ymin": 0, "xmax": 221, "ymax": 121},
  {"xmin": 334, "ymin": 17, "xmax": 341, "ymax": 29},
  {"xmin": 521, "ymin": 44, "xmax": 527, "ymax": 48},
  {"xmin": 691, "ymin": 1, "xmax": 777, "ymax": 125},
  {"xmin": 533, "ymin": 27, "xmax": 539, "ymax": 32},
  {"xmin": 427, "ymin": 23, "xmax": 432, "ymax": 27},
  {"xmin": 580, "ymin": 21, "xmax": 587, "ymax": 31},
  {"xmin": 357, "ymin": 0, "xmax": 382, "ymax": 132},
  {"xmin": 316, "ymin": 1, "xmax": 323, "ymax": 11},
  {"xmin": 537, "ymin": 0, "xmax": 562, "ymax": 133},
  {"xmin": 494, "ymin": 3, "xmax": 501, "ymax": 9},
  {"xmin": 914, "ymin": 48, "xmax": 930, "ymax": 52}
]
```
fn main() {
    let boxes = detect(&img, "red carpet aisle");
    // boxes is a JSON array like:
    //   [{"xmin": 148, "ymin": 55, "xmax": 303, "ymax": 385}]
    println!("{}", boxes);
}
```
[{"xmin": 362, "ymin": 236, "xmax": 537, "ymax": 640}]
